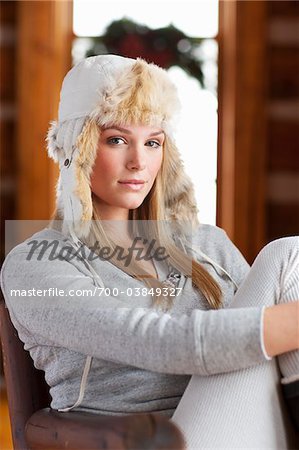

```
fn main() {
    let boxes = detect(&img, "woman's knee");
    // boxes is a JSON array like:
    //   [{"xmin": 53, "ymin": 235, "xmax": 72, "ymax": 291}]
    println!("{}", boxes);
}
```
[
  {"xmin": 255, "ymin": 237, "xmax": 298, "ymax": 292},
  {"xmin": 263, "ymin": 236, "xmax": 297, "ymax": 252},
  {"xmin": 256, "ymin": 236, "xmax": 298, "ymax": 264}
]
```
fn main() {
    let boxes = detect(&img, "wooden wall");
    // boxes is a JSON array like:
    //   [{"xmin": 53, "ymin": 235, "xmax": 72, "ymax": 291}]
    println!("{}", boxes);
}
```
[
  {"xmin": 266, "ymin": 1, "xmax": 299, "ymax": 242},
  {"xmin": 217, "ymin": 0, "xmax": 299, "ymax": 263},
  {"xmin": 17, "ymin": 1, "xmax": 73, "ymax": 221},
  {"xmin": 0, "ymin": 0, "xmax": 17, "ymax": 385},
  {"xmin": 0, "ymin": 0, "xmax": 73, "ymax": 263},
  {"xmin": 0, "ymin": 1, "xmax": 17, "ymax": 265},
  {"xmin": 217, "ymin": 0, "xmax": 267, "ymax": 262}
]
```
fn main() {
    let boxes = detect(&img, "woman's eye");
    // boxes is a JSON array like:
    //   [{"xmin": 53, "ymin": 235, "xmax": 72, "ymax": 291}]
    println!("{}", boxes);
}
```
[
  {"xmin": 107, "ymin": 137, "xmax": 126, "ymax": 145},
  {"xmin": 146, "ymin": 140, "xmax": 161, "ymax": 149}
]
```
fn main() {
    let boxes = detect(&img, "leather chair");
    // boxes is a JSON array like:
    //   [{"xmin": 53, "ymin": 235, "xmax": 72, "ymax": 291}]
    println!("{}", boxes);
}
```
[{"xmin": 0, "ymin": 293, "xmax": 186, "ymax": 450}]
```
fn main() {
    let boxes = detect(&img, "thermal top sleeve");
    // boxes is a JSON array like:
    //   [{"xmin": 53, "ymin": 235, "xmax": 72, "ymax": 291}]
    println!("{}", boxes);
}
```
[{"xmin": 0, "ymin": 247, "xmax": 267, "ymax": 376}]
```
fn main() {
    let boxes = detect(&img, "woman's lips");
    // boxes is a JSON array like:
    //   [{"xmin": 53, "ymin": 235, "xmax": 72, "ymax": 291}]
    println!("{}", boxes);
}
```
[{"xmin": 118, "ymin": 180, "xmax": 146, "ymax": 191}]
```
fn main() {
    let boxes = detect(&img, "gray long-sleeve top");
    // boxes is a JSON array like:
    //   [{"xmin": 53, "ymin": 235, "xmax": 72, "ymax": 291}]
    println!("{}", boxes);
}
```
[{"xmin": 0, "ymin": 224, "xmax": 269, "ymax": 417}]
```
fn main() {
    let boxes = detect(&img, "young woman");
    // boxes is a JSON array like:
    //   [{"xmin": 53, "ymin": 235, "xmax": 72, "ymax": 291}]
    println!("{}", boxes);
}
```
[{"xmin": 1, "ymin": 54, "xmax": 298, "ymax": 449}]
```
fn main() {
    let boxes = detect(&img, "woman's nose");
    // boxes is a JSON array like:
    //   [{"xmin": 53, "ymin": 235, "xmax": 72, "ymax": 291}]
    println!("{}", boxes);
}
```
[{"xmin": 126, "ymin": 144, "xmax": 146, "ymax": 170}]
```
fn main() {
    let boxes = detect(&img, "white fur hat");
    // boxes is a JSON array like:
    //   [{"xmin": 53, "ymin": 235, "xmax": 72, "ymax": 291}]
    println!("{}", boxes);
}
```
[{"xmin": 46, "ymin": 54, "xmax": 198, "ymax": 242}]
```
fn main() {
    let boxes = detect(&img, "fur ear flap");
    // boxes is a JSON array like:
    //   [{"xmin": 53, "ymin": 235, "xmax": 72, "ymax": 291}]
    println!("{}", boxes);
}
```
[
  {"xmin": 46, "ymin": 118, "xmax": 88, "ymax": 165},
  {"xmin": 46, "ymin": 120, "xmax": 61, "ymax": 163},
  {"xmin": 163, "ymin": 136, "xmax": 199, "ymax": 227}
]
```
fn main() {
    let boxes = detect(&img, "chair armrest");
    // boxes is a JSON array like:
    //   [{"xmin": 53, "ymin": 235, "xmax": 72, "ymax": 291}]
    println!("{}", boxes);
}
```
[
  {"xmin": 25, "ymin": 407, "xmax": 186, "ymax": 450},
  {"xmin": 282, "ymin": 380, "xmax": 299, "ymax": 433}
]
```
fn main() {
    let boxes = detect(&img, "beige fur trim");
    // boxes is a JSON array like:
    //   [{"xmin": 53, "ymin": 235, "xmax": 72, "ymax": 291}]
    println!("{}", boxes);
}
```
[
  {"xmin": 46, "ymin": 120, "xmax": 60, "ymax": 162},
  {"xmin": 162, "ymin": 136, "xmax": 199, "ymax": 226},
  {"xmin": 90, "ymin": 58, "xmax": 180, "ymax": 132},
  {"xmin": 74, "ymin": 120, "xmax": 99, "ymax": 224}
]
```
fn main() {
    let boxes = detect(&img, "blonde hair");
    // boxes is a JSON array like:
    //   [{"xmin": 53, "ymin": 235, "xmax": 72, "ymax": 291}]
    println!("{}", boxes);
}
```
[{"xmin": 50, "ymin": 119, "xmax": 222, "ymax": 311}]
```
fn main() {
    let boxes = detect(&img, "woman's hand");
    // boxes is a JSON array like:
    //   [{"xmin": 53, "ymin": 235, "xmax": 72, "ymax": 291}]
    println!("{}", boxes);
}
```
[{"xmin": 263, "ymin": 301, "xmax": 299, "ymax": 357}]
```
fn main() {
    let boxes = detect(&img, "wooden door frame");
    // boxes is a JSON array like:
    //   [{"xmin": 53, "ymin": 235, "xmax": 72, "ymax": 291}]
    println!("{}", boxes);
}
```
[
  {"xmin": 16, "ymin": 0, "xmax": 73, "ymax": 221},
  {"xmin": 217, "ymin": 0, "xmax": 267, "ymax": 262}
]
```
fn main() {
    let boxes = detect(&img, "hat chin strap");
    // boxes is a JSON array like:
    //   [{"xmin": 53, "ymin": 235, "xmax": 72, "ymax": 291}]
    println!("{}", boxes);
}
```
[
  {"xmin": 56, "ymin": 222, "xmax": 92, "ymax": 414},
  {"xmin": 57, "ymin": 221, "xmax": 105, "ymax": 413},
  {"xmin": 57, "ymin": 355, "xmax": 93, "ymax": 412},
  {"xmin": 67, "ymin": 222, "xmax": 82, "ymax": 248},
  {"xmin": 61, "ymin": 192, "xmax": 82, "ymax": 247}
]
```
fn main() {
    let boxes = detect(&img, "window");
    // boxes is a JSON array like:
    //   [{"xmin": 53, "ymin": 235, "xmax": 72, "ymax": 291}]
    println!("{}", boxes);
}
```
[{"xmin": 73, "ymin": 0, "xmax": 219, "ymax": 224}]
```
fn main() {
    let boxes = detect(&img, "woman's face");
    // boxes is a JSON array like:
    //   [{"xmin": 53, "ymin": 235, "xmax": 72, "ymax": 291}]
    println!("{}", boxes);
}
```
[{"xmin": 90, "ymin": 124, "xmax": 164, "ymax": 219}]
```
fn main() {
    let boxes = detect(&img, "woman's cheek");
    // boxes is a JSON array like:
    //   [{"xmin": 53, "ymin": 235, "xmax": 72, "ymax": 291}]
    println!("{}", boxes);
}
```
[{"xmin": 94, "ymin": 152, "xmax": 119, "ymax": 179}]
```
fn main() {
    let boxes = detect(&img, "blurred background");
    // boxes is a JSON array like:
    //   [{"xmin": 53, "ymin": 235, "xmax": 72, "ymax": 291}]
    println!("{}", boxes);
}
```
[{"xmin": 0, "ymin": 1, "xmax": 298, "ymax": 447}]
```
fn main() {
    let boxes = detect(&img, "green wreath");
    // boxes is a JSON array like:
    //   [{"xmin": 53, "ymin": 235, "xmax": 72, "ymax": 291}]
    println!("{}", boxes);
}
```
[{"xmin": 85, "ymin": 18, "xmax": 205, "ymax": 87}]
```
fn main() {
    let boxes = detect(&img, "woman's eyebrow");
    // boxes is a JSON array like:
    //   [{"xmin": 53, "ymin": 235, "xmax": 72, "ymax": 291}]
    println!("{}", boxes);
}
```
[
  {"xmin": 103, "ymin": 126, "xmax": 132, "ymax": 134},
  {"xmin": 103, "ymin": 126, "xmax": 164, "ymax": 136},
  {"xmin": 149, "ymin": 130, "xmax": 165, "ymax": 137}
]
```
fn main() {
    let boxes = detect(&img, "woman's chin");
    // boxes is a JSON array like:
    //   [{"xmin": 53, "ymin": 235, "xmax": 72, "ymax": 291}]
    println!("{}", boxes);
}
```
[{"xmin": 122, "ymin": 201, "xmax": 144, "ymax": 210}]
